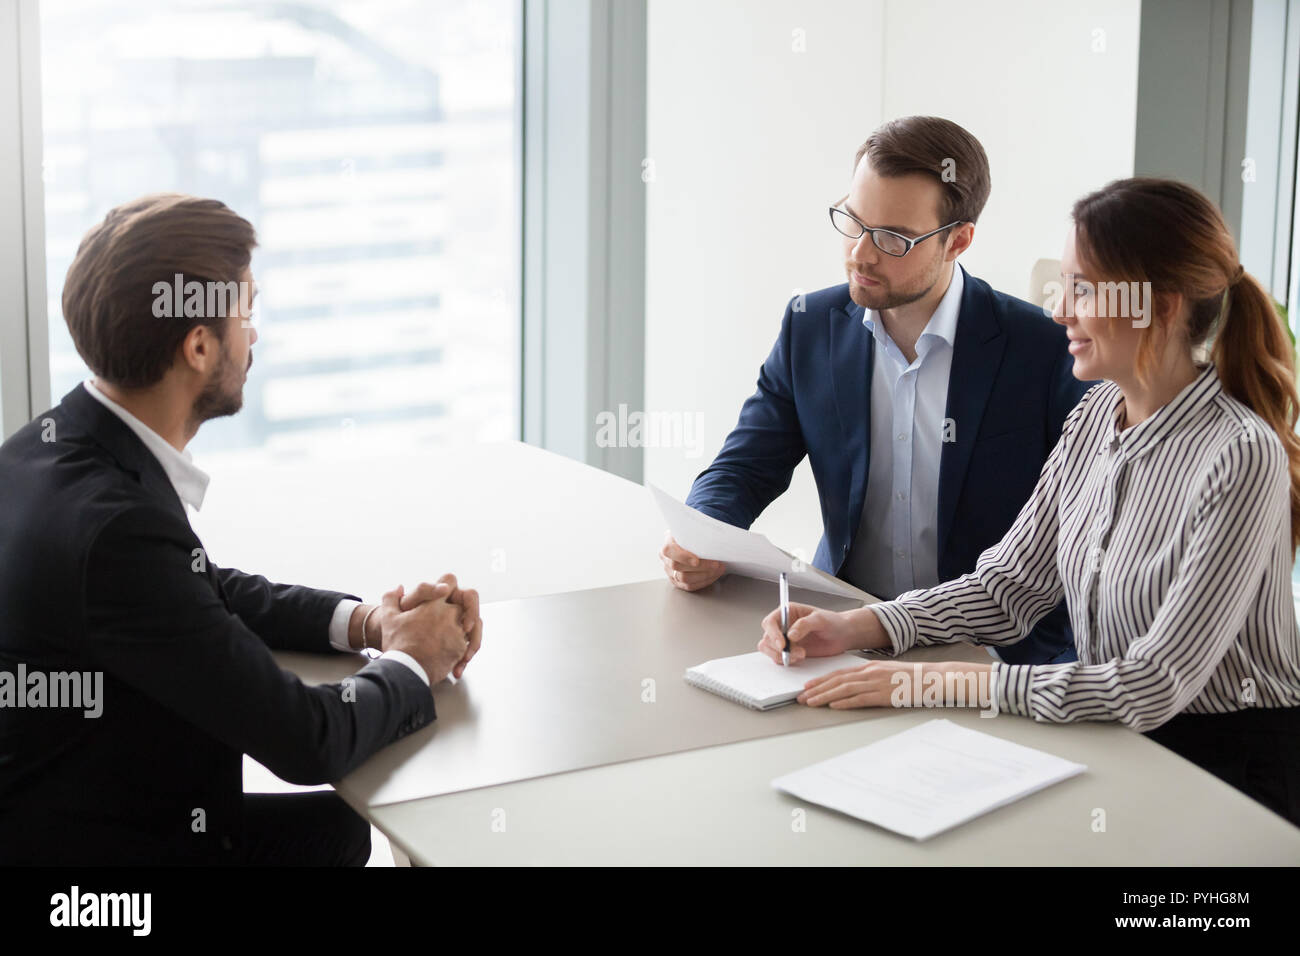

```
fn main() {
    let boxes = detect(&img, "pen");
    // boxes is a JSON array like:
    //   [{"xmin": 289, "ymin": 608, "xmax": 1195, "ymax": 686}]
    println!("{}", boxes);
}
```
[{"xmin": 779, "ymin": 571, "xmax": 790, "ymax": 666}]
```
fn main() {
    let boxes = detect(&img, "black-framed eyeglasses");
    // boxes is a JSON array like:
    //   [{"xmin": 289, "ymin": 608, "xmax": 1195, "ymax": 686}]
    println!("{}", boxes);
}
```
[{"xmin": 828, "ymin": 205, "xmax": 964, "ymax": 257}]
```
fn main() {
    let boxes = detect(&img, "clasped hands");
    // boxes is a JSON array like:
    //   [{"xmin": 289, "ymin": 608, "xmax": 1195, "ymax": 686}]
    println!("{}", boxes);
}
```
[{"xmin": 355, "ymin": 573, "xmax": 483, "ymax": 685}]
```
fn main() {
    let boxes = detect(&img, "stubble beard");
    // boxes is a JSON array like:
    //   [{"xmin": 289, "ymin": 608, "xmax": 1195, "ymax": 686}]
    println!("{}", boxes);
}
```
[
  {"xmin": 847, "ymin": 253, "xmax": 946, "ymax": 312},
  {"xmin": 191, "ymin": 345, "xmax": 246, "ymax": 426}
]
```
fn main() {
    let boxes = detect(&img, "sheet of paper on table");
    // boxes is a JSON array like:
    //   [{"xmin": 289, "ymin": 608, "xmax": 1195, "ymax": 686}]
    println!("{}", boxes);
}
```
[
  {"xmin": 772, "ymin": 718, "xmax": 1087, "ymax": 840},
  {"xmin": 648, "ymin": 484, "xmax": 872, "ymax": 602}
]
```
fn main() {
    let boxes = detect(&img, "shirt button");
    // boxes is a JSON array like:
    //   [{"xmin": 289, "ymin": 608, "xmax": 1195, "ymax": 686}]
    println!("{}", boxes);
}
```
[
  {"xmin": 896, "ymin": 491, "xmax": 906, "ymax": 501},
  {"xmin": 895, "ymin": 549, "xmax": 906, "ymax": 558},
  {"xmin": 896, "ymin": 432, "xmax": 907, "ymax": 441},
  {"xmin": 1090, "ymin": 548, "xmax": 1103, "ymax": 571}
]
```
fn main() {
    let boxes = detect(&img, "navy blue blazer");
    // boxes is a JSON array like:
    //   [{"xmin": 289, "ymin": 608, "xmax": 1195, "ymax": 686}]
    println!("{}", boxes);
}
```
[{"xmin": 686, "ymin": 265, "xmax": 1093, "ymax": 664}]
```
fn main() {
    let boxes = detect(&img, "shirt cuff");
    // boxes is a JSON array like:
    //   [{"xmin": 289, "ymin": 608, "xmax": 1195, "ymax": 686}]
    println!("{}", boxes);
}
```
[
  {"xmin": 869, "ymin": 600, "xmax": 918, "ymax": 655},
  {"xmin": 380, "ymin": 649, "xmax": 430, "ymax": 687},
  {"xmin": 329, "ymin": 600, "xmax": 430, "ymax": 686},
  {"xmin": 992, "ymin": 661, "xmax": 1031, "ymax": 717},
  {"xmin": 329, "ymin": 599, "xmax": 362, "ymax": 652}
]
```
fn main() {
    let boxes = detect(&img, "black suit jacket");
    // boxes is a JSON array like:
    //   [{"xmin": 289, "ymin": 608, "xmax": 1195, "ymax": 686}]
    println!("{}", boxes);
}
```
[{"xmin": 0, "ymin": 384, "xmax": 435, "ymax": 864}]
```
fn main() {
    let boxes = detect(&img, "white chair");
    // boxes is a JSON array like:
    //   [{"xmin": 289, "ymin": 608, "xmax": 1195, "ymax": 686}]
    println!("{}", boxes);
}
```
[{"xmin": 1027, "ymin": 257, "xmax": 1062, "ymax": 311}]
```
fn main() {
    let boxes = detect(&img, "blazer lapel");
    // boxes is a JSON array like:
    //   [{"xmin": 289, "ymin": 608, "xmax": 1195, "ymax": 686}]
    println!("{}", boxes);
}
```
[
  {"xmin": 937, "ymin": 270, "xmax": 1005, "ymax": 559},
  {"xmin": 829, "ymin": 297, "xmax": 873, "ymax": 570}
]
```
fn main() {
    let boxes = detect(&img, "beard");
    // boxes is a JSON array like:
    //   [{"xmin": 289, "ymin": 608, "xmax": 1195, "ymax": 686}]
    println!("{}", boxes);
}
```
[
  {"xmin": 191, "ymin": 344, "xmax": 248, "ymax": 424},
  {"xmin": 847, "ymin": 250, "xmax": 947, "ymax": 311}
]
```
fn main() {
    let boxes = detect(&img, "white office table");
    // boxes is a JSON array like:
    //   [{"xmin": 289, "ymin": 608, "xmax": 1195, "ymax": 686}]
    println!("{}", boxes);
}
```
[
  {"xmin": 195, "ymin": 441, "xmax": 1300, "ymax": 864},
  {"xmin": 191, "ymin": 440, "xmax": 666, "ymax": 613},
  {"xmin": 368, "ymin": 709, "xmax": 1300, "ymax": 866}
]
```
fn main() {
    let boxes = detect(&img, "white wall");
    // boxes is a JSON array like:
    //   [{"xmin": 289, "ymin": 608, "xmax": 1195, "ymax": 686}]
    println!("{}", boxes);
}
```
[
  {"xmin": 880, "ymin": 0, "xmax": 1141, "ymax": 298},
  {"xmin": 644, "ymin": 0, "xmax": 885, "ymax": 560},
  {"xmin": 644, "ymin": 0, "xmax": 1139, "ymax": 560}
]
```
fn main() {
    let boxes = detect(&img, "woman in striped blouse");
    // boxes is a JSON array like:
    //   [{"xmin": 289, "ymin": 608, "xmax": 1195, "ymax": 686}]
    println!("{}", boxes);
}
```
[{"xmin": 758, "ymin": 177, "xmax": 1300, "ymax": 824}]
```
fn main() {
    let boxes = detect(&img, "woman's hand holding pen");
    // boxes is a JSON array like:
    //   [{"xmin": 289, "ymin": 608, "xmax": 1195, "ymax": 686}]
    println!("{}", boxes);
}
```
[
  {"xmin": 757, "ymin": 603, "xmax": 890, "ymax": 664},
  {"xmin": 758, "ymin": 604, "xmax": 994, "ymax": 710}
]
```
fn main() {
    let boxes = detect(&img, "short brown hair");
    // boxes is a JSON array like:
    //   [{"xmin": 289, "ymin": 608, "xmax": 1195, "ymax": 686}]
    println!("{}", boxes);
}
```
[
  {"xmin": 855, "ymin": 116, "xmax": 991, "ymax": 227},
  {"xmin": 62, "ymin": 193, "xmax": 257, "ymax": 388}
]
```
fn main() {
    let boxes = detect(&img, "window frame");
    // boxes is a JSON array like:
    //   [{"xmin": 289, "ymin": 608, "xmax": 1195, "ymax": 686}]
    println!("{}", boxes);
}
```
[{"xmin": 0, "ymin": 0, "xmax": 49, "ymax": 440}]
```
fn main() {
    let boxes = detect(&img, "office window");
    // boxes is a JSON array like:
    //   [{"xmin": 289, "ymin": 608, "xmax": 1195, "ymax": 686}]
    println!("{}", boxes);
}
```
[{"xmin": 39, "ymin": 0, "xmax": 518, "ymax": 462}]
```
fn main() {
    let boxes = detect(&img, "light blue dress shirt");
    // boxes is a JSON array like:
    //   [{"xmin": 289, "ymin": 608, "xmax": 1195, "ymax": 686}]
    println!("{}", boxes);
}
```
[{"xmin": 843, "ymin": 264, "xmax": 964, "ymax": 601}]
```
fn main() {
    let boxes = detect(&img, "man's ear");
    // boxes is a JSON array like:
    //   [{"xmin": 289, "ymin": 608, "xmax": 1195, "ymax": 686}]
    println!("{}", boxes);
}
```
[
  {"xmin": 177, "ymin": 323, "xmax": 219, "ymax": 376},
  {"xmin": 944, "ymin": 222, "xmax": 974, "ymax": 261}
]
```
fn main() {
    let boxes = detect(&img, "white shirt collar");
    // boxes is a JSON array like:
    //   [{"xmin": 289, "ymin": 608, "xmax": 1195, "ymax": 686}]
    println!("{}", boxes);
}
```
[
  {"xmin": 82, "ymin": 380, "xmax": 210, "ymax": 511},
  {"xmin": 862, "ymin": 262, "xmax": 965, "ymax": 350}
]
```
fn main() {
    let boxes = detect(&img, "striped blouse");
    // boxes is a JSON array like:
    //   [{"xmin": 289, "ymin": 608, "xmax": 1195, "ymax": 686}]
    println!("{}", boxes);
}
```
[{"xmin": 871, "ymin": 362, "xmax": 1300, "ymax": 731}]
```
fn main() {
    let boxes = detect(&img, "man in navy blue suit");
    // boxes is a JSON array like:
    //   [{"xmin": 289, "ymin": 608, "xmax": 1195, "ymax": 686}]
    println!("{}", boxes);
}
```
[{"xmin": 660, "ymin": 116, "xmax": 1090, "ymax": 665}]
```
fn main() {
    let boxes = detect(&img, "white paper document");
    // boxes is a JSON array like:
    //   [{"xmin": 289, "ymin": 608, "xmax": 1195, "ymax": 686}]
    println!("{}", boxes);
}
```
[
  {"xmin": 648, "ymin": 484, "xmax": 870, "ymax": 601},
  {"xmin": 771, "ymin": 718, "xmax": 1087, "ymax": 840}
]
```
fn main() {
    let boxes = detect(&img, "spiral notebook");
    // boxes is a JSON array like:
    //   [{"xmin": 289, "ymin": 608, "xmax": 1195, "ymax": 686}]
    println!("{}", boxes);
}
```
[{"xmin": 684, "ymin": 651, "xmax": 867, "ymax": 710}]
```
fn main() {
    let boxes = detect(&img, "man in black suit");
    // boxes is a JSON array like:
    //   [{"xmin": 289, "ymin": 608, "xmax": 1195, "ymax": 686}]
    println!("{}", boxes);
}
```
[{"xmin": 0, "ymin": 193, "xmax": 482, "ymax": 865}]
